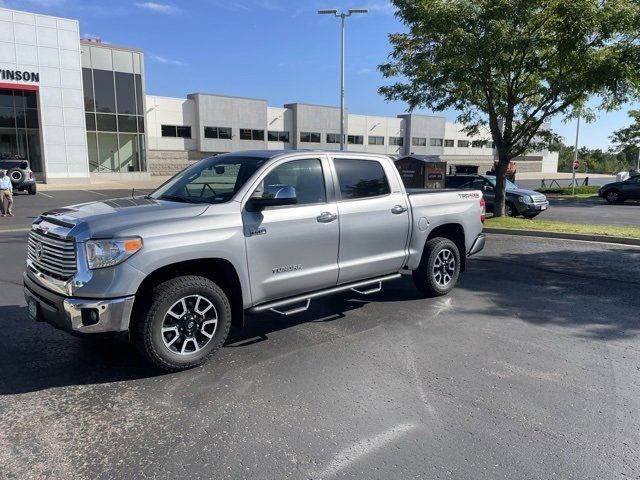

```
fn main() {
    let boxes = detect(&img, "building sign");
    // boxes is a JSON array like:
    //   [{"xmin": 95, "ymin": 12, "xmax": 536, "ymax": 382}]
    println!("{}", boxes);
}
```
[{"xmin": 0, "ymin": 69, "xmax": 40, "ymax": 82}]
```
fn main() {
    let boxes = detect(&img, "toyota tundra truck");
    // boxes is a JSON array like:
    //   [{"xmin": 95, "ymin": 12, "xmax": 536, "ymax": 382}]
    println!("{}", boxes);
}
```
[{"xmin": 23, "ymin": 151, "xmax": 485, "ymax": 371}]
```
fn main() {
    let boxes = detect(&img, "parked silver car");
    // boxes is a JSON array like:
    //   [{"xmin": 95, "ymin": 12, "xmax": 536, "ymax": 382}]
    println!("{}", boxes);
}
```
[{"xmin": 24, "ymin": 151, "xmax": 485, "ymax": 371}]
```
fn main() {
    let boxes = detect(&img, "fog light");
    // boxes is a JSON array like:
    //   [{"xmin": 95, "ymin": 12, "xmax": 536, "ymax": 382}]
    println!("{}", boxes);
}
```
[{"xmin": 81, "ymin": 308, "xmax": 100, "ymax": 326}]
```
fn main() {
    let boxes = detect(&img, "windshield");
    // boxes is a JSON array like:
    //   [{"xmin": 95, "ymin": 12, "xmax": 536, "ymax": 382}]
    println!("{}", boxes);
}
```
[
  {"xmin": 485, "ymin": 175, "xmax": 519, "ymax": 191},
  {"xmin": 151, "ymin": 155, "xmax": 268, "ymax": 204}
]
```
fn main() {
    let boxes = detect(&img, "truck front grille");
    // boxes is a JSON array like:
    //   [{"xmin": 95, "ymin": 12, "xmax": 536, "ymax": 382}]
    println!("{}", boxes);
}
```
[
  {"xmin": 532, "ymin": 195, "xmax": 547, "ymax": 203},
  {"xmin": 27, "ymin": 229, "xmax": 77, "ymax": 280}
]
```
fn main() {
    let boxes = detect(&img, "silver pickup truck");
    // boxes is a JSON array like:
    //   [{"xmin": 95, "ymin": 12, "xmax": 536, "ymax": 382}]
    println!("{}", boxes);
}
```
[{"xmin": 23, "ymin": 151, "xmax": 485, "ymax": 371}]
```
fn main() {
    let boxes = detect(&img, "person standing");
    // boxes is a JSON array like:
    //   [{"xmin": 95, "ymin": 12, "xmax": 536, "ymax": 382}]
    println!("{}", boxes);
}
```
[{"xmin": 0, "ymin": 169, "xmax": 14, "ymax": 217}]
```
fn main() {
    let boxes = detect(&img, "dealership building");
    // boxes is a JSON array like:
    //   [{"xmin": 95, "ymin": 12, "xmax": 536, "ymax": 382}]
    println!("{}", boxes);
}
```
[{"xmin": 0, "ymin": 7, "xmax": 558, "ymax": 184}]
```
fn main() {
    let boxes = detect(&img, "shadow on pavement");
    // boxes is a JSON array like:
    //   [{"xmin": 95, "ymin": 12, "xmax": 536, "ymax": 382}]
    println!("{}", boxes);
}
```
[{"xmin": 458, "ymin": 246, "xmax": 640, "ymax": 341}]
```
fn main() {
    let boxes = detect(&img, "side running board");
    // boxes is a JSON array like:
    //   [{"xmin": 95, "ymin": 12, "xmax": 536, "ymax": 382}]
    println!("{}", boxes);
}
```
[{"xmin": 250, "ymin": 273, "xmax": 401, "ymax": 316}]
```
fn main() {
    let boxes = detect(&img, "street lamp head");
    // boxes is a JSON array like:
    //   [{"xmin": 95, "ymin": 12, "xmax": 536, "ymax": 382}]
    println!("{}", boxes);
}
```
[
  {"xmin": 317, "ymin": 9, "xmax": 339, "ymax": 15},
  {"xmin": 348, "ymin": 8, "xmax": 369, "ymax": 14}
]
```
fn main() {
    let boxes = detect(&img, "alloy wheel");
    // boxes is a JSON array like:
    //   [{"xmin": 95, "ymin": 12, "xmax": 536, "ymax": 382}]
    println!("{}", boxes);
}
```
[
  {"xmin": 433, "ymin": 248, "xmax": 456, "ymax": 287},
  {"xmin": 161, "ymin": 295, "xmax": 218, "ymax": 355}
]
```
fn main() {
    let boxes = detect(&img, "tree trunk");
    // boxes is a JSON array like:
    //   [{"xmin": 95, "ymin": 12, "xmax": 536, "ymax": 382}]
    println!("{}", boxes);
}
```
[{"xmin": 493, "ymin": 156, "xmax": 510, "ymax": 217}]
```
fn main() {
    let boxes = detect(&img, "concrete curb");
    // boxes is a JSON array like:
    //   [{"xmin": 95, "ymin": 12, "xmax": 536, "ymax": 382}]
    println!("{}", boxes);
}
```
[{"xmin": 483, "ymin": 227, "xmax": 640, "ymax": 247}]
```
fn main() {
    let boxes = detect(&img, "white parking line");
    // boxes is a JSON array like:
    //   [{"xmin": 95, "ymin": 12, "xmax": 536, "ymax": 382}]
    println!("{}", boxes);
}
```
[
  {"xmin": 84, "ymin": 190, "xmax": 108, "ymax": 196},
  {"xmin": 318, "ymin": 423, "xmax": 417, "ymax": 478},
  {"xmin": 37, "ymin": 192, "xmax": 54, "ymax": 198}
]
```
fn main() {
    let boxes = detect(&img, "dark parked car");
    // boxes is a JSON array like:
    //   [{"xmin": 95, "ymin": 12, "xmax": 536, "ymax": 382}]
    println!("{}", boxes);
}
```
[
  {"xmin": 446, "ymin": 174, "xmax": 549, "ymax": 218},
  {"xmin": 0, "ymin": 156, "xmax": 37, "ymax": 195},
  {"xmin": 598, "ymin": 175, "xmax": 640, "ymax": 204}
]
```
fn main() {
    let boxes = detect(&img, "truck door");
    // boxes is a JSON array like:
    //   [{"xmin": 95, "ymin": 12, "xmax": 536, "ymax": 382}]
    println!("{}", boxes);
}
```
[
  {"xmin": 242, "ymin": 157, "xmax": 340, "ymax": 305},
  {"xmin": 330, "ymin": 156, "xmax": 411, "ymax": 284}
]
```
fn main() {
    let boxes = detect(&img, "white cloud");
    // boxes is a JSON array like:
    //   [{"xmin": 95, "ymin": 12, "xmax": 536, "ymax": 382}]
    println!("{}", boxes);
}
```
[
  {"xmin": 149, "ymin": 54, "xmax": 184, "ymax": 66},
  {"xmin": 134, "ymin": 2, "xmax": 180, "ymax": 14},
  {"xmin": 364, "ymin": 1, "xmax": 394, "ymax": 15},
  {"xmin": 357, "ymin": 67, "xmax": 373, "ymax": 75}
]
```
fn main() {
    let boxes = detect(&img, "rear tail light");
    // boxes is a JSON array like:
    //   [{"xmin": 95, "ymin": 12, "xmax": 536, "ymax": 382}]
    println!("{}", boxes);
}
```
[
  {"xmin": 480, "ymin": 197, "xmax": 486, "ymax": 223},
  {"xmin": 29, "ymin": 172, "xmax": 34, "ymax": 180}
]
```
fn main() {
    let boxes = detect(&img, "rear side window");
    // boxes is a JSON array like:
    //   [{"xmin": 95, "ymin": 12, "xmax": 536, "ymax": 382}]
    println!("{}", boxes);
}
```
[
  {"xmin": 334, "ymin": 159, "xmax": 390, "ymax": 200},
  {"xmin": 446, "ymin": 176, "xmax": 473, "ymax": 188}
]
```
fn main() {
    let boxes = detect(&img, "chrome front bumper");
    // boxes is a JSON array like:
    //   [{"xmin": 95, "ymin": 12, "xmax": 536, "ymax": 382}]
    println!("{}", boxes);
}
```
[{"xmin": 24, "ymin": 272, "xmax": 134, "ymax": 335}]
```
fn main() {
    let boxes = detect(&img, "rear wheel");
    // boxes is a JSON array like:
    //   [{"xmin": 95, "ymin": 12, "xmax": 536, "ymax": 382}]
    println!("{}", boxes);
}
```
[
  {"xmin": 604, "ymin": 189, "xmax": 622, "ymax": 204},
  {"xmin": 132, "ymin": 275, "xmax": 232, "ymax": 372},
  {"xmin": 413, "ymin": 237, "xmax": 461, "ymax": 297}
]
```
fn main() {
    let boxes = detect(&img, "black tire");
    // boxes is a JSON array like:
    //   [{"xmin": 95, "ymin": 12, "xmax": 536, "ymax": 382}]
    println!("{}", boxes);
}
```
[
  {"xmin": 27, "ymin": 184, "xmax": 37, "ymax": 195},
  {"xmin": 131, "ymin": 275, "xmax": 232, "ymax": 372},
  {"xmin": 412, "ymin": 237, "xmax": 461, "ymax": 297},
  {"xmin": 8, "ymin": 168, "xmax": 24, "ymax": 185},
  {"xmin": 504, "ymin": 202, "xmax": 517, "ymax": 217},
  {"xmin": 604, "ymin": 189, "xmax": 623, "ymax": 204}
]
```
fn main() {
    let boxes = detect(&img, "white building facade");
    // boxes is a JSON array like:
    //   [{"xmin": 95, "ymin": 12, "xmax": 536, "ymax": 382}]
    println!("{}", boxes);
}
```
[{"xmin": 0, "ymin": 7, "xmax": 558, "ymax": 183}]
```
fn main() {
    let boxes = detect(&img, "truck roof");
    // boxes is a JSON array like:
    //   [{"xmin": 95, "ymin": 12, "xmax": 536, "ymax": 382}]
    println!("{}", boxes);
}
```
[{"xmin": 215, "ymin": 150, "xmax": 395, "ymax": 161}]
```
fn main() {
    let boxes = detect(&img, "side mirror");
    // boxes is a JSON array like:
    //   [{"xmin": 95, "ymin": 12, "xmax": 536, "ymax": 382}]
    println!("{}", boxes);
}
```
[
  {"xmin": 483, "ymin": 185, "xmax": 493, "ymax": 192},
  {"xmin": 248, "ymin": 184, "xmax": 297, "ymax": 211}
]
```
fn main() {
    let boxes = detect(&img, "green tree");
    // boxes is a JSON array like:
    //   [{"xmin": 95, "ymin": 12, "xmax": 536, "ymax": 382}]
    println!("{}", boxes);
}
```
[
  {"xmin": 379, "ymin": 0, "xmax": 640, "ymax": 215},
  {"xmin": 610, "ymin": 110, "xmax": 640, "ymax": 171}
]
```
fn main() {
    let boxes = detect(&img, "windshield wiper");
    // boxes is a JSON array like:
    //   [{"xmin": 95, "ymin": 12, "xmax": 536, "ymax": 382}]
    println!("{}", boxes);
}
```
[{"xmin": 158, "ymin": 194, "xmax": 200, "ymax": 203}]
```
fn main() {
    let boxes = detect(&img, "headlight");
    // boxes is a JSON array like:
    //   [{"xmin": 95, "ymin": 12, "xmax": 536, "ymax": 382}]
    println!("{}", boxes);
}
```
[
  {"xmin": 517, "ymin": 195, "xmax": 533, "ymax": 204},
  {"xmin": 85, "ymin": 237, "xmax": 143, "ymax": 269}
]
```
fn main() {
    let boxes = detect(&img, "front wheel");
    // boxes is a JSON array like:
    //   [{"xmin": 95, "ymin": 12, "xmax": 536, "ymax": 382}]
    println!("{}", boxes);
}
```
[
  {"xmin": 413, "ymin": 237, "xmax": 461, "ymax": 297},
  {"xmin": 504, "ymin": 202, "xmax": 517, "ymax": 217},
  {"xmin": 604, "ymin": 189, "xmax": 622, "ymax": 204},
  {"xmin": 131, "ymin": 275, "xmax": 232, "ymax": 372}
]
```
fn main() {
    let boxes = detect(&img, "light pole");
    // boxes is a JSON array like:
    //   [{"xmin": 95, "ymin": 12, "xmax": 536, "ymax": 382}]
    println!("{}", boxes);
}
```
[
  {"xmin": 572, "ymin": 116, "xmax": 580, "ymax": 196},
  {"xmin": 318, "ymin": 8, "xmax": 368, "ymax": 151}
]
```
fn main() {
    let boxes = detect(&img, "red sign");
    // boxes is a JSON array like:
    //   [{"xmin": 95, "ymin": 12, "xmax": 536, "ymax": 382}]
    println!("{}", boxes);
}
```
[{"xmin": 572, "ymin": 160, "xmax": 580, "ymax": 170}]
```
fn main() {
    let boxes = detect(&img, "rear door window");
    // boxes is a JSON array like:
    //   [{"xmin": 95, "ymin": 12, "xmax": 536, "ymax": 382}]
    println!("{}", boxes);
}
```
[{"xmin": 334, "ymin": 159, "xmax": 391, "ymax": 200}]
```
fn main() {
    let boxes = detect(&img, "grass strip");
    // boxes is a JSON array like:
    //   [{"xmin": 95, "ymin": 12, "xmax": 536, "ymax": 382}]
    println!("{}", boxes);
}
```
[{"xmin": 485, "ymin": 216, "xmax": 640, "ymax": 239}]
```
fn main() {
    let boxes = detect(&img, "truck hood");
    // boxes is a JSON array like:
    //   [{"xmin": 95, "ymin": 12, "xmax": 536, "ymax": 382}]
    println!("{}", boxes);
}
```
[{"xmin": 37, "ymin": 196, "xmax": 210, "ymax": 240}]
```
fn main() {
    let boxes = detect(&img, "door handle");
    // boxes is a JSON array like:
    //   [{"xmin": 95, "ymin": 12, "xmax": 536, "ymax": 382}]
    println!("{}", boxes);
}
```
[
  {"xmin": 316, "ymin": 212, "xmax": 337, "ymax": 223},
  {"xmin": 391, "ymin": 205, "xmax": 408, "ymax": 214}
]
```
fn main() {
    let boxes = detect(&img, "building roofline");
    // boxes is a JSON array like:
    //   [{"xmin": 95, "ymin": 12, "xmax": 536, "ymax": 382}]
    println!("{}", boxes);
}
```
[
  {"xmin": 0, "ymin": 6, "xmax": 78, "ymax": 24},
  {"xmin": 187, "ymin": 92, "xmax": 267, "ymax": 102},
  {"xmin": 284, "ymin": 102, "xmax": 341, "ymax": 110},
  {"xmin": 80, "ymin": 39, "xmax": 143, "ymax": 53}
]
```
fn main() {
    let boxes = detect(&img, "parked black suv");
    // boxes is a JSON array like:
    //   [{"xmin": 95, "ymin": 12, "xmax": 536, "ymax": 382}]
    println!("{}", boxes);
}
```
[
  {"xmin": 598, "ymin": 175, "xmax": 640, "ymax": 204},
  {"xmin": 446, "ymin": 174, "xmax": 549, "ymax": 218},
  {"xmin": 0, "ymin": 155, "xmax": 37, "ymax": 195}
]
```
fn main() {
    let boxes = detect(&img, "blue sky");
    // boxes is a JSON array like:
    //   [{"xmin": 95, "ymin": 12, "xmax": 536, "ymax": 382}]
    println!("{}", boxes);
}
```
[{"xmin": 1, "ymin": 0, "xmax": 637, "ymax": 150}]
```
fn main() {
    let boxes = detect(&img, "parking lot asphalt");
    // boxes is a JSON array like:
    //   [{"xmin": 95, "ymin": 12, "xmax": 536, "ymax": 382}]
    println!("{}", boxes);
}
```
[{"xmin": 1, "ymin": 229, "xmax": 639, "ymax": 479}]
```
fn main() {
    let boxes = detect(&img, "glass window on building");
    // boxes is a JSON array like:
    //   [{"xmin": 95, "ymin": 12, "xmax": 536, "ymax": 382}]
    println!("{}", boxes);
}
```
[
  {"xmin": 412, "ymin": 137, "xmax": 426, "ymax": 147},
  {"xmin": 430, "ymin": 138, "xmax": 443, "ymax": 147},
  {"xmin": 347, "ymin": 135, "xmax": 363, "ymax": 145},
  {"xmin": 389, "ymin": 136, "xmax": 404, "ymax": 146},
  {"xmin": 205, "ymin": 126, "xmax": 232, "ymax": 139},
  {"xmin": 240, "ymin": 128, "xmax": 264, "ymax": 141},
  {"xmin": 161, "ymin": 125, "xmax": 177, "ymax": 137},
  {"xmin": 326, "ymin": 133, "xmax": 341, "ymax": 144},
  {"xmin": 458, "ymin": 140, "xmax": 469, "ymax": 147},
  {"xmin": 84, "ymin": 65, "xmax": 147, "ymax": 172},
  {"xmin": 472, "ymin": 140, "xmax": 484, "ymax": 148},
  {"xmin": 300, "ymin": 131, "xmax": 321, "ymax": 143},
  {"xmin": 82, "ymin": 68, "xmax": 95, "ymax": 111},
  {"xmin": 97, "ymin": 132, "xmax": 119, "ymax": 172},
  {"xmin": 0, "ymin": 88, "xmax": 43, "ymax": 173},
  {"xmin": 368, "ymin": 136, "xmax": 384, "ymax": 145},
  {"xmin": 176, "ymin": 126, "xmax": 192, "ymax": 138},
  {"xmin": 444, "ymin": 139, "xmax": 454, "ymax": 147},
  {"xmin": 268, "ymin": 130, "xmax": 289, "ymax": 142},
  {"xmin": 486, "ymin": 140, "xmax": 494, "ymax": 148}
]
